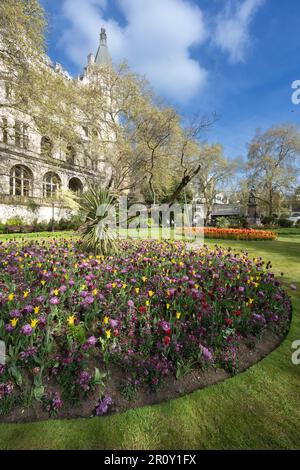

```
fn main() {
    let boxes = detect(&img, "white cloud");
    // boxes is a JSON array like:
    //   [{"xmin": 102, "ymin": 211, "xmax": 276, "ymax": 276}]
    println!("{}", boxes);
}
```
[
  {"xmin": 60, "ymin": 0, "xmax": 208, "ymax": 102},
  {"xmin": 213, "ymin": 0, "xmax": 265, "ymax": 63}
]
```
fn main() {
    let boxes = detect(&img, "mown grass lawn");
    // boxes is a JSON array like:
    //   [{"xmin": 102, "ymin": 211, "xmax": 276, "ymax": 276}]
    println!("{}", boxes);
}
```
[{"xmin": 0, "ymin": 230, "xmax": 299, "ymax": 450}]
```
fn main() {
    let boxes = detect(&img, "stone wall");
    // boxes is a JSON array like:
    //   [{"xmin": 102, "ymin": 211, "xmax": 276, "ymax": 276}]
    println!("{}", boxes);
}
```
[{"xmin": 0, "ymin": 202, "xmax": 74, "ymax": 223}]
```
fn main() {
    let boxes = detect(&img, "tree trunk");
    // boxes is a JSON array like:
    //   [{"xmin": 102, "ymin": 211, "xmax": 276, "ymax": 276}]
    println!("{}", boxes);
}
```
[{"xmin": 269, "ymin": 189, "xmax": 273, "ymax": 216}]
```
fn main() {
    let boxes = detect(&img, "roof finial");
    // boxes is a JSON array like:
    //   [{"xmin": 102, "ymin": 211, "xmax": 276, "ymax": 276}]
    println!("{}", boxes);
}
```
[{"xmin": 100, "ymin": 28, "xmax": 107, "ymax": 46}]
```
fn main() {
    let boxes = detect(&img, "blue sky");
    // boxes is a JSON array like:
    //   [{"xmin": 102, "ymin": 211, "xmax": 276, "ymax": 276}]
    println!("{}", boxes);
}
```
[{"xmin": 40, "ymin": 0, "xmax": 300, "ymax": 160}]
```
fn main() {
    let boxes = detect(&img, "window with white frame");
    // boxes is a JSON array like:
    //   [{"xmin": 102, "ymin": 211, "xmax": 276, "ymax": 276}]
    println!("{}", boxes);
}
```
[
  {"xmin": 43, "ymin": 172, "xmax": 61, "ymax": 198},
  {"xmin": 10, "ymin": 165, "xmax": 33, "ymax": 197}
]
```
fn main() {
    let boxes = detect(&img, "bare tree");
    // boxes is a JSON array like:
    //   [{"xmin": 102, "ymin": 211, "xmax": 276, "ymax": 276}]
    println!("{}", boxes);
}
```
[{"xmin": 247, "ymin": 124, "xmax": 300, "ymax": 215}]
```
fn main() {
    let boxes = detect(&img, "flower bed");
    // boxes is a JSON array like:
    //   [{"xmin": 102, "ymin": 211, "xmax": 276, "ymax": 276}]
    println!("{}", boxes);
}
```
[
  {"xmin": 0, "ymin": 239, "xmax": 291, "ymax": 421},
  {"xmin": 181, "ymin": 227, "xmax": 278, "ymax": 241}
]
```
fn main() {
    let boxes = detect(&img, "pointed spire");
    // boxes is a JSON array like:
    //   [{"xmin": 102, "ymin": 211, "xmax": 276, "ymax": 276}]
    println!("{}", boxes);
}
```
[{"xmin": 95, "ymin": 27, "xmax": 112, "ymax": 66}]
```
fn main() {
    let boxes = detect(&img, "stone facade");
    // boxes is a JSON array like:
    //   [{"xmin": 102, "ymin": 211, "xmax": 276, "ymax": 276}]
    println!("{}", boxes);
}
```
[{"xmin": 0, "ymin": 30, "xmax": 112, "ymax": 223}]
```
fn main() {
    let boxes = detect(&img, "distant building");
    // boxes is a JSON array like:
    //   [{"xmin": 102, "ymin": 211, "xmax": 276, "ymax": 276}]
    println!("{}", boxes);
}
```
[
  {"xmin": 194, "ymin": 192, "xmax": 242, "ymax": 225},
  {"xmin": 0, "ymin": 29, "xmax": 112, "ymax": 223}
]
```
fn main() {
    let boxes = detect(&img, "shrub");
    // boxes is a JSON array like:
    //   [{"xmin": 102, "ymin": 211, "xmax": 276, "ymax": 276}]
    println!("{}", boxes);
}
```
[
  {"xmin": 58, "ymin": 218, "xmax": 71, "ymax": 231},
  {"xmin": 261, "ymin": 215, "xmax": 278, "ymax": 226},
  {"xmin": 296, "ymin": 219, "xmax": 300, "ymax": 228},
  {"xmin": 216, "ymin": 217, "xmax": 230, "ymax": 229},
  {"xmin": 278, "ymin": 218, "xmax": 294, "ymax": 228},
  {"xmin": 47, "ymin": 219, "xmax": 60, "ymax": 232},
  {"xmin": 36, "ymin": 220, "xmax": 48, "ymax": 232},
  {"xmin": 78, "ymin": 187, "xmax": 119, "ymax": 255},
  {"xmin": 68, "ymin": 213, "xmax": 84, "ymax": 231},
  {"xmin": 6, "ymin": 216, "xmax": 24, "ymax": 226}
]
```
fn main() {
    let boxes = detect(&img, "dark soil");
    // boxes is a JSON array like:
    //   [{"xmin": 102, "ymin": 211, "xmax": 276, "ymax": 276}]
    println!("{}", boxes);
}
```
[{"xmin": 0, "ymin": 328, "xmax": 286, "ymax": 424}]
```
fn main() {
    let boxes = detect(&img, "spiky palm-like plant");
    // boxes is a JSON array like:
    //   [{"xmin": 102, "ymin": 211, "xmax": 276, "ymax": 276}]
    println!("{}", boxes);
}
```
[{"xmin": 78, "ymin": 187, "xmax": 119, "ymax": 256}]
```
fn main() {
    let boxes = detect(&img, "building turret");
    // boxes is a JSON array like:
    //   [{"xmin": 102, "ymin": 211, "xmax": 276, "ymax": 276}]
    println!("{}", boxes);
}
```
[{"xmin": 95, "ymin": 28, "xmax": 112, "ymax": 66}]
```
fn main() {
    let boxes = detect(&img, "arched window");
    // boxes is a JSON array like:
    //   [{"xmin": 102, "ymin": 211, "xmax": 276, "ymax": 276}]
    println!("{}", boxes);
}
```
[
  {"xmin": 41, "ymin": 136, "xmax": 53, "ymax": 158},
  {"xmin": 69, "ymin": 177, "xmax": 83, "ymax": 193},
  {"xmin": 43, "ymin": 172, "xmax": 61, "ymax": 198},
  {"xmin": 66, "ymin": 145, "xmax": 76, "ymax": 165},
  {"xmin": 10, "ymin": 165, "xmax": 33, "ymax": 197}
]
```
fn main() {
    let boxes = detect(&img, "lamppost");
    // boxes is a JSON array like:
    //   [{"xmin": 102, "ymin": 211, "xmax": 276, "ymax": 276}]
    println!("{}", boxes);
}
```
[{"xmin": 52, "ymin": 199, "xmax": 55, "ymax": 233}]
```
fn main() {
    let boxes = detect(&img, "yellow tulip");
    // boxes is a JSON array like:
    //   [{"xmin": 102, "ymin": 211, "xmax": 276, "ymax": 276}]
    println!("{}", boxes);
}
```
[
  {"xmin": 31, "ymin": 319, "xmax": 39, "ymax": 329},
  {"xmin": 67, "ymin": 315, "xmax": 76, "ymax": 326},
  {"xmin": 10, "ymin": 318, "xmax": 18, "ymax": 328}
]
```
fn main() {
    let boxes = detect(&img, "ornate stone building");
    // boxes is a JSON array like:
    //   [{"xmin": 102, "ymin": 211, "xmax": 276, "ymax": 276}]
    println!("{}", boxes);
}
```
[{"xmin": 0, "ymin": 29, "xmax": 112, "ymax": 223}]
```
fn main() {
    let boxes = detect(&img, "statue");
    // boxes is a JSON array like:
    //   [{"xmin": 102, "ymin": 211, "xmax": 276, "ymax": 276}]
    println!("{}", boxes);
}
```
[
  {"xmin": 247, "ymin": 186, "xmax": 261, "ymax": 226},
  {"xmin": 100, "ymin": 28, "xmax": 107, "ymax": 45},
  {"xmin": 248, "ymin": 186, "xmax": 256, "ymax": 205}
]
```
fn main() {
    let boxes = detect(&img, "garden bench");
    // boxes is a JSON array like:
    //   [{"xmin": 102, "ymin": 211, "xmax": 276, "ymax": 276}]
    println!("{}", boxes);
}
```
[{"xmin": 4, "ymin": 225, "xmax": 35, "ymax": 234}]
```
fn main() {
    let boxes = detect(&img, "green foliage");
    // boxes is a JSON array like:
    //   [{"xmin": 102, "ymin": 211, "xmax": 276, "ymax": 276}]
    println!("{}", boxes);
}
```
[
  {"xmin": 6, "ymin": 217, "xmax": 24, "ymax": 227},
  {"xmin": 278, "ymin": 218, "xmax": 294, "ymax": 228},
  {"xmin": 33, "ymin": 219, "xmax": 48, "ymax": 232},
  {"xmin": 78, "ymin": 187, "xmax": 119, "ymax": 255},
  {"xmin": 229, "ymin": 216, "xmax": 249, "ymax": 229},
  {"xmin": 216, "ymin": 217, "xmax": 230, "ymax": 229},
  {"xmin": 33, "ymin": 371, "xmax": 45, "ymax": 402},
  {"xmin": 27, "ymin": 201, "xmax": 40, "ymax": 214},
  {"xmin": 261, "ymin": 215, "xmax": 278, "ymax": 226},
  {"xmin": 93, "ymin": 368, "xmax": 107, "ymax": 395}
]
